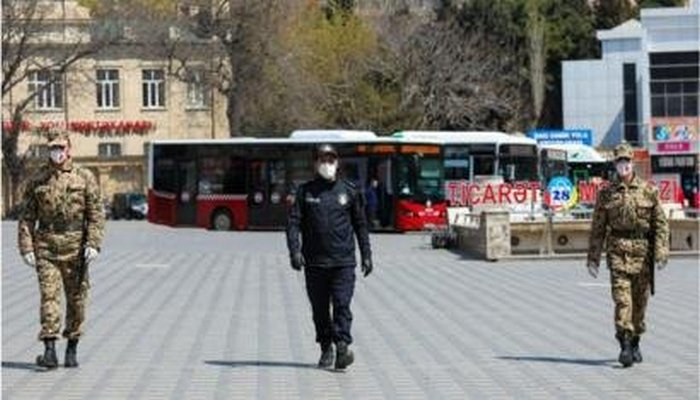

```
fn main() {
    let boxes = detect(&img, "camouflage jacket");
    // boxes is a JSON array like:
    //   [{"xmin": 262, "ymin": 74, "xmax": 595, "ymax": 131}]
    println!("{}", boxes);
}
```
[
  {"xmin": 18, "ymin": 160, "xmax": 105, "ymax": 261},
  {"xmin": 587, "ymin": 175, "xmax": 670, "ymax": 273}
]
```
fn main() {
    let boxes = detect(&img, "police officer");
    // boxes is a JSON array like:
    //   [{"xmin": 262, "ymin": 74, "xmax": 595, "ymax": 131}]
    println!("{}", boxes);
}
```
[
  {"xmin": 286, "ymin": 143, "xmax": 373, "ymax": 370},
  {"xmin": 18, "ymin": 130, "xmax": 105, "ymax": 369},
  {"xmin": 586, "ymin": 143, "xmax": 669, "ymax": 368}
]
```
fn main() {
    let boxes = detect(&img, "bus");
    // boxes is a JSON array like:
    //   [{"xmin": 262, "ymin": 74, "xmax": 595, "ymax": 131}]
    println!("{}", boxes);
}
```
[
  {"xmin": 540, "ymin": 143, "xmax": 609, "ymax": 185},
  {"xmin": 392, "ymin": 131, "xmax": 541, "ymax": 210},
  {"xmin": 147, "ymin": 130, "xmax": 447, "ymax": 232}
]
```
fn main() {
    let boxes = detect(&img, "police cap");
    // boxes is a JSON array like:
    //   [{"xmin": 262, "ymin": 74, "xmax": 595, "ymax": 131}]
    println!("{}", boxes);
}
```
[
  {"xmin": 613, "ymin": 143, "xmax": 633, "ymax": 161},
  {"xmin": 46, "ymin": 129, "xmax": 70, "ymax": 147},
  {"xmin": 315, "ymin": 143, "xmax": 338, "ymax": 159}
]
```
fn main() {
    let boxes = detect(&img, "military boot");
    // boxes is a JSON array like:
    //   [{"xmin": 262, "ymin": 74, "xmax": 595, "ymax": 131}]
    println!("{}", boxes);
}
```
[
  {"xmin": 334, "ymin": 341, "xmax": 354, "ymax": 370},
  {"xmin": 617, "ymin": 334, "xmax": 634, "ymax": 368},
  {"xmin": 631, "ymin": 336, "xmax": 643, "ymax": 364},
  {"xmin": 65, "ymin": 339, "xmax": 79, "ymax": 368},
  {"xmin": 317, "ymin": 343, "xmax": 334, "ymax": 369},
  {"xmin": 36, "ymin": 339, "xmax": 58, "ymax": 369}
]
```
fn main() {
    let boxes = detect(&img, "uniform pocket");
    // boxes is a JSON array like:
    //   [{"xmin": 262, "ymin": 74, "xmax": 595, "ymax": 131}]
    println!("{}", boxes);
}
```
[
  {"xmin": 67, "ymin": 184, "xmax": 86, "ymax": 203},
  {"xmin": 636, "ymin": 200, "xmax": 653, "ymax": 221}
]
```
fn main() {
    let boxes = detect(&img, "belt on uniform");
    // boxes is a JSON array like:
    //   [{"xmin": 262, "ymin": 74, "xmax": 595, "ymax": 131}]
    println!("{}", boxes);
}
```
[
  {"xmin": 37, "ymin": 221, "xmax": 83, "ymax": 233},
  {"xmin": 611, "ymin": 230, "xmax": 649, "ymax": 240}
]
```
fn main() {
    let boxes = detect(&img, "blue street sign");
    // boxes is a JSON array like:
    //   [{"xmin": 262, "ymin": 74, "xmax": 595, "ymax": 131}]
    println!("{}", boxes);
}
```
[{"xmin": 528, "ymin": 129, "xmax": 593, "ymax": 146}]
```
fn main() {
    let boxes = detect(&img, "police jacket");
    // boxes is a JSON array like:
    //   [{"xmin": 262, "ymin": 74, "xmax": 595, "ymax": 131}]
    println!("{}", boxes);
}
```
[{"xmin": 286, "ymin": 177, "xmax": 372, "ymax": 268}]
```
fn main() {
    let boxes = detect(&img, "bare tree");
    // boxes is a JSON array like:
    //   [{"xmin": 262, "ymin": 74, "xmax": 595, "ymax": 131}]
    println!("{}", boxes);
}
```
[
  {"xmin": 2, "ymin": 0, "xmax": 105, "ymax": 212},
  {"xmin": 161, "ymin": 0, "xmax": 290, "ymax": 136},
  {"xmin": 400, "ymin": 14, "xmax": 529, "ymax": 131}
]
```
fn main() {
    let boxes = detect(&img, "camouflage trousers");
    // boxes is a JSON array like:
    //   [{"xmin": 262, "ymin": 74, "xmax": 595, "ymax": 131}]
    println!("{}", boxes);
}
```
[
  {"xmin": 610, "ymin": 267, "xmax": 651, "ymax": 338},
  {"xmin": 36, "ymin": 257, "xmax": 89, "ymax": 341}
]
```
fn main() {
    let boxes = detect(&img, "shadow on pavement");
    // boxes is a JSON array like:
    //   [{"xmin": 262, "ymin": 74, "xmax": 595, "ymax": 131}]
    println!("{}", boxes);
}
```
[
  {"xmin": 2, "ymin": 361, "xmax": 47, "ymax": 372},
  {"xmin": 496, "ymin": 356, "xmax": 617, "ymax": 367},
  {"xmin": 205, "ymin": 360, "xmax": 319, "ymax": 370}
]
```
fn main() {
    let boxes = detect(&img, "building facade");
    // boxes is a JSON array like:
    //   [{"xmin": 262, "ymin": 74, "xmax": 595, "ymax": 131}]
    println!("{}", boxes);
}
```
[
  {"xmin": 2, "ymin": 1, "xmax": 229, "ymax": 216},
  {"xmin": 562, "ymin": 0, "xmax": 699, "ymax": 204}
]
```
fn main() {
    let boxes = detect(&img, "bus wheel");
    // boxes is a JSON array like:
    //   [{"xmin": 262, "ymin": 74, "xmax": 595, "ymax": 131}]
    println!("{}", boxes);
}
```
[{"xmin": 211, "ymin": 209, "xmax": 233, "ymax": 231}]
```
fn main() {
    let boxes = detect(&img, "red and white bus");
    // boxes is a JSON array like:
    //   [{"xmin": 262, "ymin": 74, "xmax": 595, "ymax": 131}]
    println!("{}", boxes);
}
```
[{"xmin": 147, "ymin": 130, "xmax": 447, "ymax": 231}]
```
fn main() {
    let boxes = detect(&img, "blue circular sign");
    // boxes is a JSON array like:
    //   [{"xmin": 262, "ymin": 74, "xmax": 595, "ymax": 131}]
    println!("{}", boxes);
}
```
[{"xmin": 546, "ymin": 176, "xmax": 577, "ymax": 210}]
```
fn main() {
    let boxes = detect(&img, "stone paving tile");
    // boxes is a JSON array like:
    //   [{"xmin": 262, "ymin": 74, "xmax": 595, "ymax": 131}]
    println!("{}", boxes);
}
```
[{"xmin": 2, "ymin": 221, "xmax": 698, "ymax": 399}]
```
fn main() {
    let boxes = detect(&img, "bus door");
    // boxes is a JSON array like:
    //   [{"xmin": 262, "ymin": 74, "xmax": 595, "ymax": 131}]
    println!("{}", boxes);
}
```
[
  {"xmin": 248, "ymin": 159, "xmax": 287, "ymax": 228},
  {"xmin": 176, "ymin": 159, "xmax": 198, "ymax": 225},
  {"xmin": 367, "ymin": 156, "xmax": 393, "ymax": 229}
]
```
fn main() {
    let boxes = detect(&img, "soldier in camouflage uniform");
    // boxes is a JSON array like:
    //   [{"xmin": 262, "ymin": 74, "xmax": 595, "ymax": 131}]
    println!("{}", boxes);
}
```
[
  {"xmin": 586, "ymin": 143, "xmax": 670, "ymax": 368},
  {"xmin": 18, "ymin": 130, "xmax": 105, "ymax": 369}
]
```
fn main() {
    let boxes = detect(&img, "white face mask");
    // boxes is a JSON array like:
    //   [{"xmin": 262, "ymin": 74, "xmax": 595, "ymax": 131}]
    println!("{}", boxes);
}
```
[
  {"xmin": 616, "ymin": 160, "xmax": 633, "ymax": 178},
  {"xmin": 49, "ymin": 148, "xmax": 67, "ymax": 164},
  {"xmin": 318, "ymin": 161, "xmax": 338, "ymax": 181}
]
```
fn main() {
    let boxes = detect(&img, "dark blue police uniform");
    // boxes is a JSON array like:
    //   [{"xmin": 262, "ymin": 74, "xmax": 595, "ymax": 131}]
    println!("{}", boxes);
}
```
[{"xmin": 286, "ymin": 177, "xmax": 372, "ymax": 346}]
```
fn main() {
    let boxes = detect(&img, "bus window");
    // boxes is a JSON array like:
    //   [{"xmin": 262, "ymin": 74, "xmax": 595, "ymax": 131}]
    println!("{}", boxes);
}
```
[
  {"xmin": 153, "ymin": 158, "xmax": 177, "ymax": 192},
  {"xmin": 395, "ymin": 155, "xmax": 417, "ymax": 197},
  {"xmin": 499, "ymin": 144, "xmax": 538, "ymax": 181},
  {"xmin": 444, "ymin": 146, "xmax": 470, "ymax": 180},
  {"xmin": 287, "ymin": 149, "xmax": 314, "ymax": 196},
  {"xmin": 223, "ymin": 157, "xmax": 246, "ymax": 194},
  {"xmin": 418, "ymin": 158, "xmax": 443, "ymax": 200},
  {"xmin": 199, "ymin": 147, "xmax": 247, "ymax": 195},
  {"xmin": 199, "ymin": 156, "xmax": 226, "ymax": 195},
  {"xmin": 473, "ymin": 155, "xmax": 495, "ymax": 176}
]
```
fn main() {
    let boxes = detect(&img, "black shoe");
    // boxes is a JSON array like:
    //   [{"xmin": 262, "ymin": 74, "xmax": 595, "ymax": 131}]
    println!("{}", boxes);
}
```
[
  {"xmin": 617, "ymin": 335, "xmax": 633, "ymax": 368},
  {"xmin": 65, "ymin": 339, "xmax": 79, "ymax": 368},
  {"xmin": 317, "ymin": 343, "xmax": 334, "ymax": 369},
  {"xmin": 36, "ymin": 339, "xmax": 58, "ymax": 369},
  {"xmin": 334, "ymin": 342, "xmax": 354, "ymax": 370},
  {"xmin": 631, "ymin": 336, "xmax": 643, "ymax": 364}
]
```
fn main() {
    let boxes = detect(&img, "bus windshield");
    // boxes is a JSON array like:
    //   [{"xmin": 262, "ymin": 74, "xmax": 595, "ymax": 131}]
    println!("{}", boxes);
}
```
[
  {"xmin": 396, "ymin": 155, "xmax": 443, "ymax": 201},
  {"xmin": 498, "ymin": 144, "xmax": 538, "ymax": 182}
]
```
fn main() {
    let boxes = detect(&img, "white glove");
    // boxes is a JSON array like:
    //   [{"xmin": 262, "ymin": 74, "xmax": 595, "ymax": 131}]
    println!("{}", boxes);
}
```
[
  {"xmin": 657, "ymin": 260, "xmax": 668, "ymax": 271},
  {"xmin": 84, "ymin": 247, "xmax": 99, "ymax": 265},
  {"xmin": 587, "ymin": 261, "xmax": 599, "ymax": 278},
  {"xmin": 22, "ymin": 252, "xmax": 36, "ymax": 268}
]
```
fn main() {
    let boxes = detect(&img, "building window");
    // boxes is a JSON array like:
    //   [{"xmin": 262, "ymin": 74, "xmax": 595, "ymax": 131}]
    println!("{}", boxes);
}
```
[
  {"xmin": 98, "ymin": 143, "xmax": 122, "ymax": 157},
  {"xmin": 186, "ymin": 69, "xmax": 210, "ymax": 109},
  {"xmin": 28, "ymin": 70, "xmax": 63, "ymax": 110},
  {"xmin": 142, "ymin": 69, "xmax": 165, "ymax": 108},
  {"xmin": 96, "ymin": 69, "xmax": 120, "ymax": 109},
  {"xmin": 650, "ymin": 51, "xmax": 699, "ymax": 118},
  {"xmin": 622, "ymin": 63, "xmax": 639, "ymax": 144}
]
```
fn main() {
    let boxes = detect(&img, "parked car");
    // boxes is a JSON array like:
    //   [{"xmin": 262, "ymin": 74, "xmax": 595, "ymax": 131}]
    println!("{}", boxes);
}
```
[{"xmin": 111, "ymin": 192, "xmax": 148, "ymax": 220}]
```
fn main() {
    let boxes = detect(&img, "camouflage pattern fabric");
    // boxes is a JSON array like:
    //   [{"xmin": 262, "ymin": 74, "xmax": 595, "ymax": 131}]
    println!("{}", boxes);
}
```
[
  {"xmin": 587, "ymin": 175, "xmax": 669, "ymax": 272},
  {"xmin": 610, "ymin": 269, "xmax": 651, "ymax": 336},
  {"xmin": 36, "ymin": 258, "xmax": 90, "ymax": 340},
  {"xmin": 18, "ymin": 159, "xmax": 104, "ymax": 341},
  {"xmin": 587, "ymin": 174, "xmax": 670, "ymax": 337},
  {"xmin": 18, "ymin": 159, "xmax": 104, "ymax": 260}
]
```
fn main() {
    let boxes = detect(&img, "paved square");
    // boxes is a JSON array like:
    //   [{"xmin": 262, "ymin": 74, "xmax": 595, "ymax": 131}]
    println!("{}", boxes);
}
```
[{"xmin": 2, "ymin": 221, "xmax": 698, "ymax": 399}]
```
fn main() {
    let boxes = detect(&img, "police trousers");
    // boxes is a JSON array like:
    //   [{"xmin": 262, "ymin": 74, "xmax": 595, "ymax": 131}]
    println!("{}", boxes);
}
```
[
  {"xmin": 36, "ymin": 257, "xmax": 89, "ymax": 341},
  {"xmin": 304, "ymin": 266, "xmax": 356, "ymax": 346}
]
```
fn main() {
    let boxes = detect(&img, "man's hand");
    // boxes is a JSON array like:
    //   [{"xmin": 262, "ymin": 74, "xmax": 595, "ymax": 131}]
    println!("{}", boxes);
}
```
[
  {"xmin": 22, "ymin": 252, "xmax": 36, "ymax": 269},
  {"xmin": 657, "ymin": 260, "xmax": 668, "ymax": 271},
  {"xmin": 361, "ymin": 258, "xmax": 373, "ymax": 277},
  {"xmin": 587, "ymin": 261, "xmax": 599, "ymax": 278},
  {"xmin": 84, "ymin": 247, "xmax": 99, "ymax": 265},
  {"xmin": 291, "ymin": 252, "xmax": 305, "ymax": 271}
]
